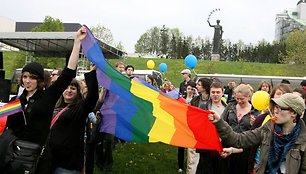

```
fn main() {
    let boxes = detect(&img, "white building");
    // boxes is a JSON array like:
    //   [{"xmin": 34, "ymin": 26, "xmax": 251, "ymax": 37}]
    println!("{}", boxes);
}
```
[{"xmin": 275, "ymin": 0, "xmax": 306, "ymax": 42}]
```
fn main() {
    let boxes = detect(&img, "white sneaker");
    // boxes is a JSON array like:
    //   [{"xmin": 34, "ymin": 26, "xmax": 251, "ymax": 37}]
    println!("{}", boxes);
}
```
[{"xmin": 178, "ymin": 169, "xmax": 183, "ymax": 173}]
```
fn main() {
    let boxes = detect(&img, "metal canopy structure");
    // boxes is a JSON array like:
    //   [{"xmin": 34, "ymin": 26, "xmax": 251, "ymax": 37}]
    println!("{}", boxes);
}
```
[{"xmin": 0, "ymin": 32, "xmax": 125, "ymax": 58}]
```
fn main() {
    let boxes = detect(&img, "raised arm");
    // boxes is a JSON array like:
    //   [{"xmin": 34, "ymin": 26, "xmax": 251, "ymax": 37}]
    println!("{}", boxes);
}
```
[
  {"xmin": 207, "ymin": 20, "xmax": 213, "ymax": 27},
  {"xmin": 82, "ymin": 65, "xmax": 99, "ymax": 113},
  {"xmin": 67, "ymin": 26, "xmax": 87, "ymax": 70},
  {"xmin": 45, "ymin": 26, "xmax": 87, "ymax": 103},
  {"xmin": 208, "ymin": 112, "xmax": 263, "ymax": 148}
]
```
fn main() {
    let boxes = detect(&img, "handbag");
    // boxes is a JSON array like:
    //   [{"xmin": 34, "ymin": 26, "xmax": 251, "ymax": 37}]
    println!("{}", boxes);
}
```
[
  {"xmin": 0, "ymin": 105, "xmax": 68, "ymax": 174},
  {"xmin": 1, "ymin": 133, "xmax": 43, "ymax": 174},
  {"xmin": 0, "ymin": 129, "xmax": 17, "ymax": 170}
]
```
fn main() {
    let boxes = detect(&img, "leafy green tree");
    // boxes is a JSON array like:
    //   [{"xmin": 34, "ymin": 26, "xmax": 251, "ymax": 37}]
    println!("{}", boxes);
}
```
[
  {"xmin": 169, "ymin": 33, "xmax": 177, "ymax": 58},
  {"xmin": 182, "ymin": 36, "xmax": 191, "ymax": 58},
  {"xmin": 192, "ymin": 36, "xmax": 203, "ymax": 59},
  {"xmin": 32, "ymin": 16, "xmax": 64, "ymax": 32},
  {"xmin": 160, "ymin": 25, "xmax": 169, "ymax": 55},
  {"xmin": 90, "ymin": 24, "xmax": 114, "ymax": 45},
  {"xmin": 116, "ymin": 41, "xmax": 125, "ymax": 51},
  {"xmin": 135, "ymin": 33, "xmax": 150, "ymax": 53},
  {"xmin": 282, "ymin": 30, "xmax": 306, "ymax": 64},
  {"xmin": 169, "ymin": 28, "xmax": 183, "ymax": 58},
  {"xmin": 177, "ymin": 36, "xmax": 183, "ymax": 59},
  {"xmin": 150, "ymin": 27, "xmax": 161, "ymax": 54},
  {"xmin": 273, "ymin": 41, "xmax": 286, "ymax": 63},
  {"xmin": 135, "ymin": 27, "xmax": 161, "ymax": 54},
  {"xmin": 202, "ymin": 38, "xmax": 212, "ymax": 60}
]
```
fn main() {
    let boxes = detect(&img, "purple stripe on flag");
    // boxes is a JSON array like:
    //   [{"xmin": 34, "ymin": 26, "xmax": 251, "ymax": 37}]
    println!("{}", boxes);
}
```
[
  {"xmin": 0, "ymin": 108, "xmax": 23, "ymax": 118},
  {"xmin": 81, "ymin": 28, "xmax": 97, "ymax": 55},
  {"xmin": 97, "ymin": 68, "xmax": 112, "ymax": 89},
  {"xmin": 100, "ymin": 92, "xmax": 119, "ymax": 134}
]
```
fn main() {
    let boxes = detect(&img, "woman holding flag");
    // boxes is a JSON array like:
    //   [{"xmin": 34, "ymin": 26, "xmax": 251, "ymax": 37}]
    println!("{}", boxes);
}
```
[
  {"xmin": 49, "ymin": 64, "xmax": 98, "ymax": 174},
  {"xmin": 208, "ymin": 93, "xmax": 306, "ymax": 174},
  {"xmin": 1, "ymin": 26, "xmax": 87, "ymax": 174}
]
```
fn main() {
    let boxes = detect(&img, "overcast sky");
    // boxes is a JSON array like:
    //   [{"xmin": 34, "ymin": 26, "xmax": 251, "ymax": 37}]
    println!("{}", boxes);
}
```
[{"xmin": 1, "ymin": 0, "xmax": 296, "ymax": 52}]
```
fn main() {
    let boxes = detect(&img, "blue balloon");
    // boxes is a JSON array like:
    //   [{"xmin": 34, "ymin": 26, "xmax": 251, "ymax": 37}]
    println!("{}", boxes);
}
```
[
  {"xmin": 184, "ymin": 55, "xmax": 197, "ymax": 69},
  {"xmin": 159, "ymin": 63, "xmax": 167, "ymax": 72}
]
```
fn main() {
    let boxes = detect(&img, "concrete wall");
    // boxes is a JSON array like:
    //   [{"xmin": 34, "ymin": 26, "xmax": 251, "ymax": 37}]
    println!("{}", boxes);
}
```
[
  {"xmin": 0, "ymin": 16, "xmax": 16, "ymax": 32},
  {"xmin": 297, "ymin": 3, "xmax": 306, "ymax": 20}
]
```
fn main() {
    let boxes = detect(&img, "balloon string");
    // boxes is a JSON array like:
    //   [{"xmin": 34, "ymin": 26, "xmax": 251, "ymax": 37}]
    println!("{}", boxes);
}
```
[
  {"xmin": 268, "ymin": 107, "xmax": 277, "ymax": 122},
  {"xmin": 192, "ymin": 69, "xmax": 197, "ymax": 76},
  {"xmin": 162, "ymin": 72, "xmax": 166, "ymax": 81},
  {"xmin": 267, "ymin": 107, "xmax": 273, "ymax": 116}
]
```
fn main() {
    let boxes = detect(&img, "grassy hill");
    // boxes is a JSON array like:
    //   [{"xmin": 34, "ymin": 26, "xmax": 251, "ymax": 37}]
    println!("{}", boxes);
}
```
[
  {"xmin": 4, "ymin": 51, "xmax": 306, "ymax": 87},
  {"xmin": 110, "ymin": 58, "xmax": 306, "ymax": 87}
]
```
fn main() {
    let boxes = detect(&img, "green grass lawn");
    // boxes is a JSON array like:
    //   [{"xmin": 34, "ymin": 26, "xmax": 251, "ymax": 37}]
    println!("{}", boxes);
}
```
[
  {"xmin": 109, "ymin": 58, "xmax": 306, "ymax": 87},
  {"xmin": 94, "ymin": 142, "xmax": 179, "ymax": 174}
]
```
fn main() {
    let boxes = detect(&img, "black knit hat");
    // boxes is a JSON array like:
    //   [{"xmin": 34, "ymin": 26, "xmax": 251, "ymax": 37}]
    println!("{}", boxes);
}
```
[{"xmin": 22, "ymin": 62, "xmax": 44, "ymax": 80}]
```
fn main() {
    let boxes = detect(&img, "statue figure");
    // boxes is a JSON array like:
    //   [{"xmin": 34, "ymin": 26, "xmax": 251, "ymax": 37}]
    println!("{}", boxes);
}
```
[{"xmin": 208, "ymin": 19, "xmax": 223, "ymax": 54}]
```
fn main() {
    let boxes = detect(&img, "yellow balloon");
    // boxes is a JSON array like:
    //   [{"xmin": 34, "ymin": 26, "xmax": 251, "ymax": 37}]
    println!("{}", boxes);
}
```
[
  {"xmin": 147, "ymin": 60, "xmax": 155, "ymax": 70},
  {"xmin": 251, "ymin": 91, "xmax": 270, "ymax": 111}
]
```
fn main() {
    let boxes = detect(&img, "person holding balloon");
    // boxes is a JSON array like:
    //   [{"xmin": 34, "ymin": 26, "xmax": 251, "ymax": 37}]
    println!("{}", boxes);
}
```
[
  {"xmin": 252, "ymin": 84, "xmax": 292, "ymax": 130},
  {"xmin": 249, "ymin": 84, "xmax": 292, "ymax": 172},
  {"xmin": 209, "ymin": 93, "xmax": 306, "ymax": 174}
]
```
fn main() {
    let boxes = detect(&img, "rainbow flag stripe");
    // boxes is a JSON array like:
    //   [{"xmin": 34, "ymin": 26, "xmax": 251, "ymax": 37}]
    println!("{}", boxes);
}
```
[
  {"xmin": 0, "ymin": 99, "xmax": 23, "ymax": 118},
  {"xmin": 81, "ymin": 27, "xmax": 222, "ymax": 151}
]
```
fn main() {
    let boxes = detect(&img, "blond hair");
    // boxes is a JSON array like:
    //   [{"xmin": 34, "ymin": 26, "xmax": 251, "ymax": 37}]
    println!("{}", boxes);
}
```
[{"xmin": 234, "ymin": 84, "xmax": 253, "ymax": 98}]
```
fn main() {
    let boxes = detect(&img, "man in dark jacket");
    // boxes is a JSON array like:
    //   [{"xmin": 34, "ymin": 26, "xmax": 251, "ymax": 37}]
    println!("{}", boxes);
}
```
[{"xmin": 179, "ymin": 69, "xmax": 192, "ymax": 98}]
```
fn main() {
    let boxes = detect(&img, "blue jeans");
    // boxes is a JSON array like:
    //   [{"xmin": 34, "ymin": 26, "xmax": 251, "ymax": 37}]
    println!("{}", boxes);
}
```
[{"xmin": 53, "ymin": 167, "xmax": 81, "ymax": 174}]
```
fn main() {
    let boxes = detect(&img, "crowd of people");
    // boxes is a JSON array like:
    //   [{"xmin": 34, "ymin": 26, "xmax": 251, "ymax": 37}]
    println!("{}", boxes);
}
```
[
  {"xmin": 177, "ymin": 76, "xmax": 306, "ymax": 174},
  {"xmin": 1, "ymin": 26, "xmax": 306, "ymax": 174}
]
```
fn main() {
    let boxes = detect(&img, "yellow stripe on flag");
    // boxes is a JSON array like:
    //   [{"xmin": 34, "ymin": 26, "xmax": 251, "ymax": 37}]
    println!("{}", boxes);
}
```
[{"xmin": 130, "ymin": 80, "xmax": 176, "ymax": 143}]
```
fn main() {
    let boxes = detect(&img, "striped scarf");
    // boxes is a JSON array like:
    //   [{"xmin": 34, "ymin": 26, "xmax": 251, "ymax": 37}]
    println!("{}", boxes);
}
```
[{"xmin": 266, "ymin": 122, "xmax": 301, "ymax": 174}]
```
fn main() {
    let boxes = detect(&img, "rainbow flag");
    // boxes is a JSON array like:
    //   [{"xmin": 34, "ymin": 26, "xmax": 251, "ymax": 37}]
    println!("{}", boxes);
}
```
[
  {"xmin": 0, "ymin": 116, "xmax": 7, "ymax": 133},
  {"xmin": 0, "ymin": 99, "xmax": 23, "ymax": 118},
  {"xmin": 81, "ymin": 27, "xmax": 222, "ymax": 151}
]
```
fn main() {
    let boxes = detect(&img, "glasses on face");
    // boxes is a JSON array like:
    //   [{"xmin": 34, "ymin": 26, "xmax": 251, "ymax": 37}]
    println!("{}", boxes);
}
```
[{"xmin": 274, "ymin": 105, "xmax": 290, "ymax": 113}]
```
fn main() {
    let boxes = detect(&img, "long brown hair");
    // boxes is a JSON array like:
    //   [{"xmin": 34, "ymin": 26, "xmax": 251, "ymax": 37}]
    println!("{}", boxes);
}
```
[
  {"xmin": 257, "ymin": 80, "xmax": 271, "ymax": 93},
  {"xmin": 55, "ymin": 79, "xmax": 83, "ymax": 108},
  {"xmin": 270, "ymin": 83, "xmax": 292, "ymax": 98}
]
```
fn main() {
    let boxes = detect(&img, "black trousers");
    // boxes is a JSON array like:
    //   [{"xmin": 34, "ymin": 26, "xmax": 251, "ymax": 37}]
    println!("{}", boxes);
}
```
[
  {"xmin": 178, "ymin": 147, "xmax": 185, "ymax": 169},
  {"xmin": 95, "ymin": 132, "xmax": 115, "ymax": 173}
]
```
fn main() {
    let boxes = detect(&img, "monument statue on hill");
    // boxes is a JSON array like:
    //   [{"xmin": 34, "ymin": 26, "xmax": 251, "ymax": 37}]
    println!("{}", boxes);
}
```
[{"xmin": 207, "ymin": 19, "xmax": 223, "ymax": 55}]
